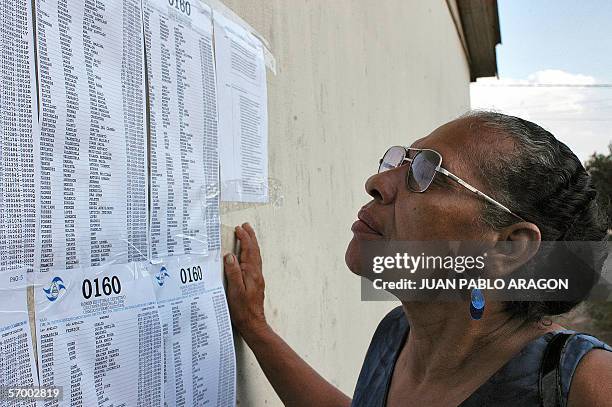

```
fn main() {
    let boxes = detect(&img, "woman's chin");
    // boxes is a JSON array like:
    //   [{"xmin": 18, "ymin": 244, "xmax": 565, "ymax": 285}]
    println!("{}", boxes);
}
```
[{"xmin": 345, "ymin": 237, "xmax": 364, "ymax": 276}]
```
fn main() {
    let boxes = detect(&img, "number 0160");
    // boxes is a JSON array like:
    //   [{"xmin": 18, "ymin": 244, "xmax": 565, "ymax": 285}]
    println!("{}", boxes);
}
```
[
  {"xmin": 180, "ymin": 266, "xmax": 203, "ymax": 284},
  {"xmin": 82, "ymin": 276, "xmax": 121, "ymax": 299},
  {"xmin": 168, "ymin": 0, "xmax": 191, "ymax": 15}
]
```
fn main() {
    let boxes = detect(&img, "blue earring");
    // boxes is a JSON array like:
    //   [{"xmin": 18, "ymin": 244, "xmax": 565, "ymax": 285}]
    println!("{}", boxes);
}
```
[{"xmin": 470, "ymin": 288, "xmax": 485, "ymax": 320}]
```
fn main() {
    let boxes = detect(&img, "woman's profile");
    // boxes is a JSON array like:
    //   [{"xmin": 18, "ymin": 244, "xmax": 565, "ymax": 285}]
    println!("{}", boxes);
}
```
[{"xmin": 223, "ymin": 112, "xmax": 612, "ymax": 407}]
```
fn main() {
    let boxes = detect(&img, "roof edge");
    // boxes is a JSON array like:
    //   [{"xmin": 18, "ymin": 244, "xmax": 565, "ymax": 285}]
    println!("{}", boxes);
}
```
[{"xmin": 456, "ymin": 0, "xmax": 501, "ymax": 82}]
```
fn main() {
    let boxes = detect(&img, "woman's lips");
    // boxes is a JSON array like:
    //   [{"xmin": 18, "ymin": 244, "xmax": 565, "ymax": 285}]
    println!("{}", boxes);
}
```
[
  {"xmin": 354, "ymin": 209, "xmax": 383, "ymax": 236},
  {"xmin": 351, "ymin": 219, "xmax": 381, "ymax": 235}
]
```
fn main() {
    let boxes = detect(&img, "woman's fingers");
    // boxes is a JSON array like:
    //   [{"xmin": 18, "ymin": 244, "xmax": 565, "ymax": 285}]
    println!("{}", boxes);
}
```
[
  {"xmin": 235, "ymin": 225, "xmax": 251, "ymax": 256},
  {"xmin": 235, "ymin": 224, "xmax": 263, "ymax": 290},
  {"xmin": 242, "ymin": 223, "xmax": 262, "ymax": 265},
  {"xmin": 223, "ymin": 253, "xmax": 245, "ymax": 292},
  {"xmin": 242, "ymin": 222, "xmax": 259, "ymax": 246},
  {"xmin": 223, "ymin": 223, "xmax": 268, "ymax": 337},
  {"xmin": 235, "ymin": 224, "xmax": 260, "ymax": 265},
  {"xmin": 235, "ymin": 225, "xmax": 251, "ymax": 247}
]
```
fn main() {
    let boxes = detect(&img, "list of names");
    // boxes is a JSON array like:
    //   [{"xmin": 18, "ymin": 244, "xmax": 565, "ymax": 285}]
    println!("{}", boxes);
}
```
[
  {"xmin": 151, "ymin": 254, "xmax": 235, "ymax": 406},
  {"xmin": 144, "ymin": 0, "xmax": 220, "ymax": 259},
  {"xmin": 0, "ymin": 0, "xmax": 37, "ymax": 273},
  {"xmin": 0, "ymin": 270, "xmax": 38, "ymax": 406},
  {"xmin": 36, "ymin": 268, "xmax": 164, "ymax": 406},
  {"xmin": 36, "ymin": 0, "xmax": 148, "ymax": 271}
]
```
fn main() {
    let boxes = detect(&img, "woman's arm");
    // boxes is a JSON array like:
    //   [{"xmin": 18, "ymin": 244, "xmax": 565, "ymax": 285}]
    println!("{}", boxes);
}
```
[
  {"xmin": 224, "ymin": 223, "xmax": 351, "ymax": 407},
  {"xmin": 567, "ymin": 349, "xmax": 612, "ymax": 407}
]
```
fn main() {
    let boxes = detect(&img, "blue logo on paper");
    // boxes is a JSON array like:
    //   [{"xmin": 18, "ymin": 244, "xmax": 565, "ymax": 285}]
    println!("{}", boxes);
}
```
[
  {"xmin": 155, "ymin": 266, "xmax": 170, "ymax": 286},
  {"xmin": 43, "ymin": 277, "xmax": 66, "ymax": 302}
]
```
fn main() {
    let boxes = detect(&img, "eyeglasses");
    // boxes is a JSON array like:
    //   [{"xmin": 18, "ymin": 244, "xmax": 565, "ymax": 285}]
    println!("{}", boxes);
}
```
[{"xmin": 378, "ymin": 146, "xmax": 525, "ymax": 221}]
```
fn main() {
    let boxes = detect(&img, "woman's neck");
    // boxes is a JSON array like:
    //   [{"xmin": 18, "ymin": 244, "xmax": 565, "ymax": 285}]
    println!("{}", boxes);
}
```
[{"xmin": 397, "ymin": 301, "xmax": 563, "ymax": 384}]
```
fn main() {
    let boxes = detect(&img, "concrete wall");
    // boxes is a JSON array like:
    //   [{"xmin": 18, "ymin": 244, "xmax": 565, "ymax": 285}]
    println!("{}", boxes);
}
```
[{"xmin": 218, "ymin": 1, "xmax": 471, "ymax": 404}]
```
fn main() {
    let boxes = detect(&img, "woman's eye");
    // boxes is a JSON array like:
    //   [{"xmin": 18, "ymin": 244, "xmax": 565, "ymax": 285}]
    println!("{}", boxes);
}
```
[{"xmin": 431, "ymin": 174, "xmax": 446, "ymax": 187}]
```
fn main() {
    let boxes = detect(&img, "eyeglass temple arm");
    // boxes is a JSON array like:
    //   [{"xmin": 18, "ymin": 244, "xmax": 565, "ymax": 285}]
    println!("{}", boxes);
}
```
[{"xmin": 435, "ymin": 167, "xmax": 525, "ymax": 221}]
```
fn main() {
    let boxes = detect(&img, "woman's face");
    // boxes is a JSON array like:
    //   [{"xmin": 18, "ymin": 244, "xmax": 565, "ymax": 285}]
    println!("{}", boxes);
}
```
[{"xmin": 345, "ymin": 118, "xmax": 503, "ymax": 275}]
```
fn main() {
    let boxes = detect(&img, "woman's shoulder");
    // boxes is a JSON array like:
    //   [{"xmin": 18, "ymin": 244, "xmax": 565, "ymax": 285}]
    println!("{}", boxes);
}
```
[
  {"xmin": 459, "ymin": 330, "xmax": 611, "ymax": 407},
  {"xmin": 558, "ymin": 332, "xmax": 612, "ymax": 407}
]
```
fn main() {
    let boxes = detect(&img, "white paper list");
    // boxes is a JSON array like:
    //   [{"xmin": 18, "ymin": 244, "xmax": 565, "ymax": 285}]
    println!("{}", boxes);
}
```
[
  {"xmin": 35, "ymin": 266, "xmax": 164, "ymax": 407},
  {"xmin": 214, "ymin": 13, "xmax": 269, "ymax": 203},
  {"xmin": 0, "ymin": 0, "xmax": 37, "ymax": 273},
  {"xmin": 36, "ymin": 0, "xmax": 148, "ymax": 272},
  {"xmin": 151, "ymin": 253, "xmax": 235, "ymax": 407},
  {"xmin": 144, "ymin": 0, "xmax": 219, "ymax": 259},
  {"xmin": 0, "ymin": 270, "xmax": 38, "ymax": 407}
]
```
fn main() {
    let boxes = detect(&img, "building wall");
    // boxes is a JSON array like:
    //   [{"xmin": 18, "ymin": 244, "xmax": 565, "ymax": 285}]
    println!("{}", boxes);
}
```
[{"xmin": 218, "ymin": 0, "xmax": 471, "ymax": 404}]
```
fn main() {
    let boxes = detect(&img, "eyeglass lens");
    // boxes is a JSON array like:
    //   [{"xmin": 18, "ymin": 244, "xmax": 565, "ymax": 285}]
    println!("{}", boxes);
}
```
[
  {"xmin": 378, "ymin": 146, "xmax": 406, "ymax": 173},
  {"xmin": 407, "ymin": 150, "xmax": 440, "ymax": 192},
  {"xmin": 378, "ymin": 147, "xmax": 441, "ymax": 193}
]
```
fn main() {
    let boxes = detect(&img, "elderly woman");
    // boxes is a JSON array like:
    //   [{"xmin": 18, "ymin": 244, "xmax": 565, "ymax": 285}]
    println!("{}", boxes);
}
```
[{"xmin": 223, "ymin": 112, "xmax": 612, "ymax": 407}]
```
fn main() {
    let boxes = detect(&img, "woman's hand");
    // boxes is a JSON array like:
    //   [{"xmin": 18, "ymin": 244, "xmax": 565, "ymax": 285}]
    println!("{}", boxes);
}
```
[
  {"xmin": 223, "ymin": 223, "xmax": 351, "ymax": 406},
  {"xmin": 224, "ymin": 223, "xmax": 269, "ymax": 343}
]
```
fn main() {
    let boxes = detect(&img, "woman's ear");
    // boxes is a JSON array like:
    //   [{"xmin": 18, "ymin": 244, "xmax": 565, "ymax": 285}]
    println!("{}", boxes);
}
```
[{"xmin": 486, "ymin": 222, "xmax": 541, "ymax": 278}]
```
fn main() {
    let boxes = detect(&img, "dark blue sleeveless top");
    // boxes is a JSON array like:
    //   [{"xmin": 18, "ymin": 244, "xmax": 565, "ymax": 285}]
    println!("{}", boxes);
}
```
[{"xmin": 352, "ymin": 307, "xmax": 612, "ymax": 407}]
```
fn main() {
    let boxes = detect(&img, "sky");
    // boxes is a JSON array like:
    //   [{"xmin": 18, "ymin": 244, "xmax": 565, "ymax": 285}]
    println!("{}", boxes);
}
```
[{"xmin": 470, "ymin": 0, "xmax": 612, "ymax": 162}]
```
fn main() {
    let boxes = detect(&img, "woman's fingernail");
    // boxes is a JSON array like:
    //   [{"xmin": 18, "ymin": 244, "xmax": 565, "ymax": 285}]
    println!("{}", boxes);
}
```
[{"xmin": 225, "ymin": 254, "xmax": 234, "ymax": 264}]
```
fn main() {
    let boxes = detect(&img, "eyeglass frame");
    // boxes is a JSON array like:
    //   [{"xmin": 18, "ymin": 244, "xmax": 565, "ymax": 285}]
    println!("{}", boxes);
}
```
[{"xmin": 378, "ymin": 146, "xmax": 526, "ymax": 222}]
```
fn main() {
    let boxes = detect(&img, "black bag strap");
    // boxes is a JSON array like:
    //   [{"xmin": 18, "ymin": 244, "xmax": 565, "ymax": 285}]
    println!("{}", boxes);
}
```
[{"xmin": 539, "ymin": 332, "xmax": 575, "ymax": 407}]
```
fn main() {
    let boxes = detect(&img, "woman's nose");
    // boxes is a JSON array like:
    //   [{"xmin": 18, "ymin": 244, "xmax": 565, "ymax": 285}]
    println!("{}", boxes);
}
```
[{"xmin": 365, "ymin": 168, "xmax": 401, "ymax": 205}]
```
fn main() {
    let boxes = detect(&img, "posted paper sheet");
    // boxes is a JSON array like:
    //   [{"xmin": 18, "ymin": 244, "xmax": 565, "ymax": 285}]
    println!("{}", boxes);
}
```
[
  {"xmin": 0, "ymin": 270, "xmax": 38, "ymax": 406},
  {"xmin": 0, "ymin": 0, "xmax": 240, "ymax": 405},
  {"xmin": 0, "ymin": 0, "xmax": 38, "ymax": 273},
  {"xmin": 143, "ymin": 4, "xmax": 234, "ymax": 398},
  {"xmin": 0, "ymin": 3, "xmax": 40, "ymax": 402},
  {"xmin": 151, "ymin": 254, "xmax": 235, "ymax": 406},
  {"xmin": 214, "ymin": 13, "xmax": 269, "ymax": 203},
  {"xmin": 35, "ymin": 0, "xmax": 148, "ymax": 272},
  {"xmin": 143, "ymin": 0, "xmax": 219, "ymax": 260},
  {"xmin": 35, "ymin": 265, "xmax": 164, "ymax": 406}
]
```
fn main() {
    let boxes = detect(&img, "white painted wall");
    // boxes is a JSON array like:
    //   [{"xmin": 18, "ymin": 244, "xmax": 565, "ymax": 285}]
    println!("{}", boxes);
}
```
[{"xmin": 218, "ymin": 1, "xmax": 471, "ymax": 404}]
